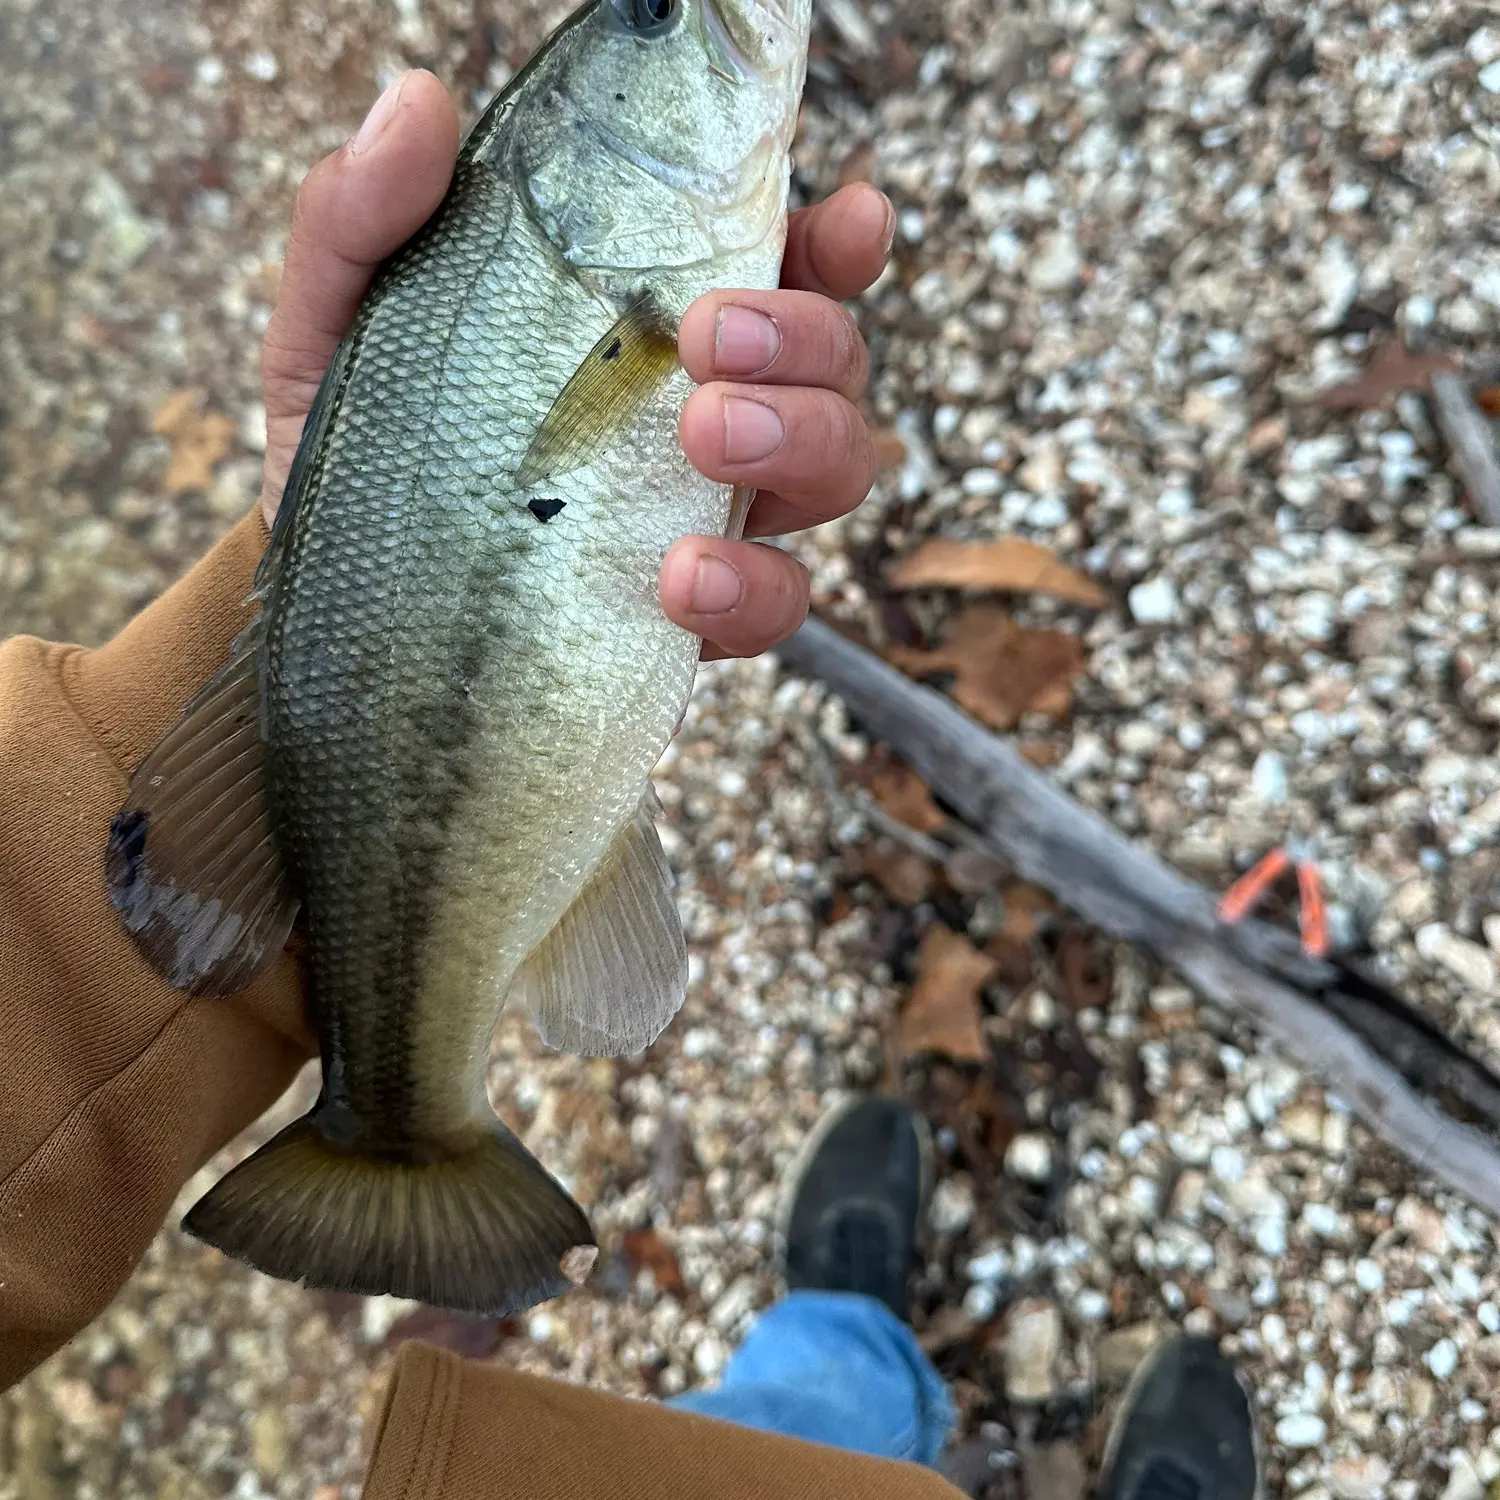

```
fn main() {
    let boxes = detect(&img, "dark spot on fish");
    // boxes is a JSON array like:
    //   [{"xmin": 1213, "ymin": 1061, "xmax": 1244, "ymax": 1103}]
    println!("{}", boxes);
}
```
[
  {"xmin": 107, "ymin": 808, "xmax": 150, "ymax": 894},
  {"xmin": 528, "ymin": 497, "xmax": 566, "ymax": 523},
  {"xmin": 602, "ymin": 337, "xmax": 623, "ymax": 362},
  {"xmin": 615, "ymin": 91, "xmax": 626, "ymax": 101}
]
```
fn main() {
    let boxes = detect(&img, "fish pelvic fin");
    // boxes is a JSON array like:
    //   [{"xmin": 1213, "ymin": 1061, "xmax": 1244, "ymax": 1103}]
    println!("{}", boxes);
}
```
[
  {"xmin": 518, "ymin": 785, "xmax": 687, "ymax": 1058},
  {"xmin": 182, "ymin": 1107, "xmax": 597, "ymax": 1317}
]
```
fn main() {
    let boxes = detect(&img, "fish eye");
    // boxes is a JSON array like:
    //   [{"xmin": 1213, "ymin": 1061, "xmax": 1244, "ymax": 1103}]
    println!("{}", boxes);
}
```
[{"xmin": 610, "ymin": 0, "xmax": 680, "ymax": 36}]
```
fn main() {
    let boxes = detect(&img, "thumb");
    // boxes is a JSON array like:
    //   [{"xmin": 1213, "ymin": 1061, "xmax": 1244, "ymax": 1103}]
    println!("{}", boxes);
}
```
[{"xmin": 260, "ymin": 70, "xmax": 459, "ymax": 522}]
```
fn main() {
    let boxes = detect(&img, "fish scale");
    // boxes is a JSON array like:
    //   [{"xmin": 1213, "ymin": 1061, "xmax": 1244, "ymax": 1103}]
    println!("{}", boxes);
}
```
[{"xmin": 105, "ymin": 0, "xmax": 810, "ymax": 1318}]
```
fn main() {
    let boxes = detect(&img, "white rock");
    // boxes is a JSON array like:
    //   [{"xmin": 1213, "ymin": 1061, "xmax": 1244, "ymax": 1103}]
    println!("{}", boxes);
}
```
[
  {"xmin": 1005, "ymin": 1133, "xmax": 1055, "ymax": 1184},
  {"xmin": 1484, "ymin": 914, "xmax": 1500, "ymax": 954},
  {"xmin": 966, "ymin": 1247, "xmax": 1011, "ymax": 1284},
  {"xmin": 1302, "ymin": 1202, "xmax": 1343, "ymax": 1239},
  {"xmin": 1004, "ymin": 1298, "xmax": 1063, "ymax": 1404},
  {"xmin": 1028, "ymin": 230, "xmax": 1083, "ymax": 292},
  {"xmin": 693, "ymin": 1334, "xmax": 727, "ymax": 1379},
  {"xmin": 1480, "ymin": 59, "xmax": 1500, "ymax": 94},
  {"xmin": 1328, "ymin": 1454, "xmax": 1392, "ymax": 1500},
  {"xmin": 1415, "ymin": 924, "xmax": 1496, "ymax": 992},
  {"xmin": 1313, "ymin": 237, "xmax": 1360, "ymax": 328},
  {"xmin": 1276, "ymin": 1412, "xmax": 1327, "ymax": 1448},
  {"xmin": 1441, "ymin": 1451, "xmax": 1484, "ymax": 1500},
  {"xmin": 709, "ymin": 1276, "xmax": 758, "ymax": 1332},
  {"xmin": 963, "ymin": 1282, "xmax": 999, "ymax": 1322},
  {"xmin": 1129, "ymin": 575, "xmax": 1179, "ymax": 624},
  {"xmin": 1250, "ymin": 751, "xmax": 1289, "ymax": 804},
  {"xmin": 1428, "ymin": 1337, "xmax": 1460, "ymax": 1380},
  {"xmin": 930, "ymin": 1177, "xmax": 975, "ymax": 1234}
]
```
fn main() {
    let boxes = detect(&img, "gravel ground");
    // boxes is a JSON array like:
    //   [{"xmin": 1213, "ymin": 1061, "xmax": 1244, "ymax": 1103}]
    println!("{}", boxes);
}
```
[{"xmin": 4, "ymin": 0, "xmax": 1500, "ymax": 1496}]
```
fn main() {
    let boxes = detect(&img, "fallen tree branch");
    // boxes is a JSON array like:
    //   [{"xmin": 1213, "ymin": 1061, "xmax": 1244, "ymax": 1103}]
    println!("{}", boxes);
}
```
[
  {"xmin": 777, "ymin": 616, "xmax": 1500, "ymax": 1218},
  {"xmin": 1431, "ymin": 371, "xmax": 1500, "ymax": 527}
]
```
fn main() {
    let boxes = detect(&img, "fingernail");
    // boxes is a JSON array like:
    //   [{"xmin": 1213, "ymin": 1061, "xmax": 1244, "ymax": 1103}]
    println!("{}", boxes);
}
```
[
  {"xmin": 350, "ymin": 73, "xmax": 407, "ymax": 155},
  {"xmin": 714, "ymin": 306, "xmax": 781, "ymax": 374},
  {"xmin": 879, "ymin": 193, "xmax": 896, "ymax": 257},
  {"xmin": 691, "ymin": 554, "xmax": 744, "ymax": 615},
  {"xmin": 722, "ymin": 395, "xmax": 784, "ymax": 464}
]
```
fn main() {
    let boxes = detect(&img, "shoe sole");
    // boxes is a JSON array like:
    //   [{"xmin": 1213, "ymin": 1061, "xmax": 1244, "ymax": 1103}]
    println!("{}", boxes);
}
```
[
  {"xmin": 774, "ymin": 1093, "xmax": 936, "ymax": 1268},
  {"xmin": 1096, "ymin": 1333, "xmax": 1265, "ymax": 1500}
]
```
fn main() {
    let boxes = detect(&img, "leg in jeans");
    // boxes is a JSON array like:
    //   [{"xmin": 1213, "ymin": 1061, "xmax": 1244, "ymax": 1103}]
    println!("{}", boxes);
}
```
[
  {"xmin": 670, "ymin": 1290, "xmax": 953, "ymax": 1465},
  {"xmin": 668, "ymin": 1097, "xmax": 954, "ymax": 1467}
]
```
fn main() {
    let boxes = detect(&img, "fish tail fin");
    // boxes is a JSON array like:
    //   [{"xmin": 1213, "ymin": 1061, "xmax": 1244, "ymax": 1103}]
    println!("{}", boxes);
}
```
[{"xmin": 182, "ymin": 1108, "xmax": 597, "ymax": 1317}]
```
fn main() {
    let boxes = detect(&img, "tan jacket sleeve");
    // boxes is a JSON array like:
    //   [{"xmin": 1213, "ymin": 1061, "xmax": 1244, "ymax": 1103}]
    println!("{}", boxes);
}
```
[
  {"xmin": 0, "ymin": 507, "xmax": 316, "ymax": 1387},
  {"xmin": 0, "ymin": 508, "xmax": 962, "ymax": 1500},
  {"xmin": 363, "ymin": 1343, "xmax": 966, "ymax": 1500}
]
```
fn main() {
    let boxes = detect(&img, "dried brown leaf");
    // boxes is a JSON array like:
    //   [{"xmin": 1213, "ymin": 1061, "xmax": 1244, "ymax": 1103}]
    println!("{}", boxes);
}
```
[
  {"xmin": 849, "ymin": 839, "xmax": 935, "ymax": 904},
  {"xmin": 1477, "ymin": 385, "xmax": 1500, "ymax": 417},
  {"xmin": 381, "ymin": 1306, "xmax": 504, "ymax": 1358},
  {"xmin": 871, "ymin": 426, "xmax": 908, "ymax": 469},
  {"xmin": 152, "ymin": 388, "xmax": 237, "ymax": 493},
  {"xmin": 899, "ymin": 924, "xmax": 998, "ymax": 1064},
  {"xmin": 623, "ymin": 1226, "xmax": 685, "ymax": 1296},
  {"xmin": 994, "ymin": 882, "xmax": 1057, "ymax": 945},
  {"xmin": 889, "ymin": 537, "xmax": 1106, "ymax": 608},
  {"xmin": 867, "ymin": 752, "xmax": 946, "ymax": 832},
  {"xmin": 1318, "ymin": 341, "xmax": 1458, "ymax": 410},
  {"xmin": 888, "ymin": 605, "xmax": 1087, "ymax": 731}
]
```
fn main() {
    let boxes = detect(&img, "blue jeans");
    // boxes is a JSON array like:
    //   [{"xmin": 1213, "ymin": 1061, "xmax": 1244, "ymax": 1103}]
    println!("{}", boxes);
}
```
[{"xmin": 669, "ymin": 1290, "xmax": 955, "ymax": 1467}]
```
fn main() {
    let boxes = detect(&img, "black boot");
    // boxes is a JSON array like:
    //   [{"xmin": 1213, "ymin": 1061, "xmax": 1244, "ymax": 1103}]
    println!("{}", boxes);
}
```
[
  {"xmin": 1096, "ymin": 1334, "xmax": 1262, "ymax": 1500},
  {"xmin": 779, "ymin": 1096, "xmax": 933, "ymax": 1321}
]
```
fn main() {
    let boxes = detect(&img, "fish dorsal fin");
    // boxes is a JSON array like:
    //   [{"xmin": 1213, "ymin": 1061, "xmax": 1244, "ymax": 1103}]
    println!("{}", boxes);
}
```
[
  {"xmin": 516, "ymin": 295, "xmax": 680, "ymax": 487},
  {"xmin": 517, "ymin": 786, "xmax": 687, "ymax": 1057},
  {"xmin": 105, "ymin": 614, "xmax": 298, "ymax": 997}
]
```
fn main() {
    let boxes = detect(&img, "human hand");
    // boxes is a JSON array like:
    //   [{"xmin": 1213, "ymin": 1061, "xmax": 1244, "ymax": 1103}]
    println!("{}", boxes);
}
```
[{"xmin": 258, "ymin": 70, "xmax": 891, "ymax": 660}]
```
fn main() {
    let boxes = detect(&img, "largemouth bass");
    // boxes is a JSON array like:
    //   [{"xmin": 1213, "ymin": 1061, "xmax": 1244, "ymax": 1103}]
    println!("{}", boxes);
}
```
[{"xmin": 106, "ymin": 0, "xmax": 810, "ymax": 1318}]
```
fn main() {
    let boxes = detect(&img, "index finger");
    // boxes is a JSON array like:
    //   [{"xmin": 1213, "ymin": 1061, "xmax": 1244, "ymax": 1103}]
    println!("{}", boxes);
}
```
[{"xmin": 779, "ymin": 183, "xmax": 894, "ymax": 300}]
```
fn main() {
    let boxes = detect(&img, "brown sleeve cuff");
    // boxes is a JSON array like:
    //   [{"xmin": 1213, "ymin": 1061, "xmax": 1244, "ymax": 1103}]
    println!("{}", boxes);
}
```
[
  {"xmin": 0, "ymin": 506, "xmax": 315, "ymax": 1389},
  {"xmin": 362, "ymin": 1343, "xmax": 967, "ymax": 1500}
]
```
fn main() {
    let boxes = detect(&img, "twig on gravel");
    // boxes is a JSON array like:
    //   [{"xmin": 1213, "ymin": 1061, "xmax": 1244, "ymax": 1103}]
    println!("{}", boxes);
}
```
[
  {"xmin": 777, "ymin": 616, "xmax": 1500, "ymax": 1219},
  {"xmin": 1431, "ymin": 371, "xmax": 1500, "ymax": 526}
]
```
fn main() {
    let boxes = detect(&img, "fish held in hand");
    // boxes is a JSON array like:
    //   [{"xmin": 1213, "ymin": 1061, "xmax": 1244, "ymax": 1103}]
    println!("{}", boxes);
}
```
[{"xmin": 105, "ymin": 0, "xmax": 810, "ymax": 1320}]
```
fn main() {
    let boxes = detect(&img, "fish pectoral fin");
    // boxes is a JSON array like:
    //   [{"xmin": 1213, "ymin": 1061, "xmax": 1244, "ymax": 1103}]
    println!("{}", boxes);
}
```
[
  {"xmin": 105, "ymin": 613, "xmax": 298, "ymax": 997},
  {"xmin": 518, "ymin": 786, "xmax": 688, "ymax": 1058},
  {"xmin": 515, "ymin": 294, "xmax": 680, "ymax": 487}
]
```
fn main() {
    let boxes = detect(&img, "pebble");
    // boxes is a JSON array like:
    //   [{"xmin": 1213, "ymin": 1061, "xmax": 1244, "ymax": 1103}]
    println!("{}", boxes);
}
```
[
  {"xmin": 1028, "ymin": 230, "xmax": 1083, "ymax": 292},
  {"xmin": 1095, "ymin": 1321, "xmax": 1162, "ymax": 1385},
  {"xmin": 1276, "ymin": 1413, "xmax": 1328, "ymax": 1449},
  {"xmin": 693, "ymin": 1334, "xmax": 726, "ymax": 1381},
  {"xmin": 966, "ymin": 1247, "xmax": 1010, "ymax": 1284},
  {"xmin": 1004, "ymin": 1299, "xmax": 1063, "ymax": 1404},
  {"xmin": 1415, "ymin": 924, "xmax": 1496, "ymax": 993},
  {"xmin": 1250, "ymin": 751, "xmax": 1289, "ymax": 804},
  {"xmin": 1328, "ymin": 1454, "xmax": 1393, "ymax": 1500},
  {"xmin": 1440, "ymin": 1452, "xmax": 1484, "ymax": 1500},
  {"xmin": 930, "ymin": 1177, "xmax": 975, "ymax": 1235},
  {"xmin": 963, "ymin": 1282, "xmax": 999, "ymax": 1322},
  {"xmin": 1484, "ymin": 914, "xmax": 1500, "ymax": 954},
  {"xmin": 1005, "ymin": 1132, "xmax": 1055, "ymax": 1184},
  {"xmin": 1128, "ymin": 575, "xmax": 1180, "ymax": 625},
  {"xmin": 1428, "ymin": 1338, "xmax": 1460, "ymax": 1380}
]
